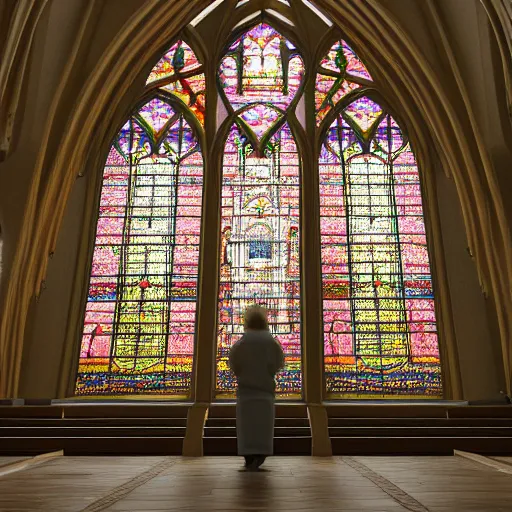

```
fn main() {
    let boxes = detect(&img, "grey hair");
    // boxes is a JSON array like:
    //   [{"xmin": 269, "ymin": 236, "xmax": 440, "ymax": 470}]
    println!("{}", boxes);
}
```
[{"xmin": 243, "ymin": 304, "xmax": 269, "ymax": 331}]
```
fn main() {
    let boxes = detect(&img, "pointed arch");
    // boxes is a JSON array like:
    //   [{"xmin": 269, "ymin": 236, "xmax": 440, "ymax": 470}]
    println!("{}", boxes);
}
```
[
  {"xmin": 215, "ymin": 21, "xmax": 305, "ymax": 399},
  {"xmin": 319, "ymin": 96, "xmax": 443, "ymax": 398},
  {"xmin": 74, "ymin": 40, "xmax": 205, "ymax": 396}
]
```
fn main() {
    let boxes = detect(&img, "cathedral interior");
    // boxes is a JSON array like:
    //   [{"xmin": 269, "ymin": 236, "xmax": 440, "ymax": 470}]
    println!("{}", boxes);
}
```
[{"xmin": 0, "ymin": 0, "xmax": 511, "ymax": 510}]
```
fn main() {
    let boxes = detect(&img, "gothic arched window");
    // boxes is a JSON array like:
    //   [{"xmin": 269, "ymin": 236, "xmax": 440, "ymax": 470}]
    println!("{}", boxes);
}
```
[
  {"xmin": 75, "ymin": 41, "xmax": 205, "ymax": 396},
  {"xmin": 216, "ymin": 23, "xmax": 304, "ymax": 399},
  {"xmin": 75, "ymin": 2, "xmax": 443, "ymax": 400},
  {"xmin": 318, "ymin": 41, "xmax": 442, "ymax": 397}
]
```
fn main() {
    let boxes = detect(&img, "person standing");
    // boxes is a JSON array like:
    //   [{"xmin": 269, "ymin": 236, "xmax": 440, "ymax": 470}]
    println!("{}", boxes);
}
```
[{"xmin": 228, "ymin": 305, "xmax": 285, "ymax": 471}]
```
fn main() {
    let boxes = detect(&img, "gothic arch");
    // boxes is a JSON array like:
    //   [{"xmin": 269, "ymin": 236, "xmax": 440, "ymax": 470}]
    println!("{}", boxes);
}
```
[{"xmin": 2, "ymin": 1, "xmax": 511, "ymax": 403}]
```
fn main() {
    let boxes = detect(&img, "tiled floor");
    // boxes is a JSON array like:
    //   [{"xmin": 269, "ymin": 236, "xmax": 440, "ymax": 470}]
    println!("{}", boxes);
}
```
[{"xmin": 0, "ymin": 455, "xmax": 510, "ymax": 511}]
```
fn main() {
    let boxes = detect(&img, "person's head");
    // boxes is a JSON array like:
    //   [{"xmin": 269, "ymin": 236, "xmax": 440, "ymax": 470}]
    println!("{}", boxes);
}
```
[{"xmin": 243, "ymin": 304, "xmax": 269, "ymax": 331}]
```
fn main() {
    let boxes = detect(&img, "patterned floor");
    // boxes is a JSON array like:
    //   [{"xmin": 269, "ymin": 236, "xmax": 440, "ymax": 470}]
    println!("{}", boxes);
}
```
[{"xmin": 0, "ymin": 455, "xmax": 511, "ymax": 511}]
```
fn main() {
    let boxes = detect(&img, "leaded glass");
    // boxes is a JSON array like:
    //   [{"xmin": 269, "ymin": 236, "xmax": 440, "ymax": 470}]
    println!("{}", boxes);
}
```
[
  {"xmin": 344, "ymin": 96, "xmax": 383, "ymax": 137},
  {"xmin": 75, "ymin": 2, "xmax": 445, "ymax": 401},
  {"xmin": 239, "ymin": 104, "xmax": 283, "ymax": 139},
  {"xmin": 75, "ymin": 98, "xmax": 203, "ymax": 396},
  {"xmin": 320, "ymin": 107, "xmax": 442, "ymax": 397},
  {"xmin": 315, "ymin": 40, "xmax": 372, "ymax": 125},
  {"xmin": 216, "ymin": 123, "xmax": 302, "ymax": 398},
  {"xmin": 215, "ymin": 22, "xmax": 303, "ymax": 399},
  {"xmin": 147, "ymin": 41, "xmax": 201, "ymax": 84},
  {"xmin": 147, "ymin": 41, "xmax": 205, "ymax": 125},
  {"xmin": 218, "ymin": 23, "xmax": 304, "ymax": 112}
]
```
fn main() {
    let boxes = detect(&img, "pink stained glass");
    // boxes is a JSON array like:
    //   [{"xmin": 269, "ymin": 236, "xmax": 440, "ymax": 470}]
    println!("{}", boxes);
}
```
[
  {"xmin": 344, "ymin": 96, "xmax": 383, "ymax": 135},
  {"xmin": 137, "ymin": 98, "xmax": 175, "ymax": 137},
  {"xmin": 372, "ymin": 115, "xmax": 404, "ymax": 154},
  {"xmin": 343, "ymin": 41, "xmax": 372, "ymax": 80},
  {"xmin": 75, "ymin": 97, "xmax": 204, "ymax": 396},
  {"xmin": 161, "ymin": 74, "xmax": 206, "ymax": 125},
  {"xmin": 320, "ymin": 111, "xmax": 442, "ymax": 398},
  {"xmin": 315, "ymin": 74, "xmax": 360, "ymax": 124},
  {"xmin": 218, "ymin": 23, "xmax": 304, "ymax": 111},
  {"xmin": 146, "ymin": 40, "xmax": 205, "ymax": 125},
  {"xmin": 320, "ymin": 40, "xmax": 372, "ymax": 81},
  {"xmin": 239, "ymin": 104, "xmax": 282, "ymax": 139},
  {"xmin": 216, "ymin": 123, "xmax": 302, "ymax": 398},
  {"xmin": 117, "ymin": 121, "xmax": 152, "ymax": 159},
  {"xmin": 146, "ymin": 41, "xmax": 201, "ymax": 84}
]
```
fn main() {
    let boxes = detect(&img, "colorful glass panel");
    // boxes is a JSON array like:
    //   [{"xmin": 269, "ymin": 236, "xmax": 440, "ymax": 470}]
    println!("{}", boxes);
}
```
[
  {"xmin": 137, "ymin": 98, "xmax": 175, "ymax": 136},
  {"xmin": 146, "ymin": 41, "xmax": 201, "ymax": 84},
  {"xmin": 320, "ymin": 111, "xmax": 442, "ymax": 397},
  {"xmin": 315, "ymin": 74, "xmax": 359, "ymax": 125},
  {"xmin": 315, "ymin": 40, "xmax": 372, "ymax": 125},
  {"xmin": 320, "ymin": 40, "xmax": 372, "ymax": 81},
  {"xmin": 344, "ymin": 96, "xmax": 383, "ymax": 136},
  {"xmin": 218, "ymin": 23, "xmax": 304, "ymax": 111},
  {"xmin": 75, "ymin": 101, "xmax": 203, "ymax": 396},
  {"xmin": 239, "ymin": 104, "xmax": 283, "ymax": 139},
  {"xmin": 146, "ymin": 41, "xmax": 205, "ymax": 125},
  {"xmin": 216, "ymin": 123, "xmax": 302, "ymax": 398}
]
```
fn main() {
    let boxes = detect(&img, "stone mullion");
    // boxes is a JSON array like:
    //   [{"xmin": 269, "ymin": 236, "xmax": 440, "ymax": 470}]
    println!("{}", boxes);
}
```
[
  {"xmin": 298, "ymin": 56, "xmax": 332, "ymax": 456},
  {"xmin": 191, "ymin": 58, "xmax": 220, "ymax": 405}
]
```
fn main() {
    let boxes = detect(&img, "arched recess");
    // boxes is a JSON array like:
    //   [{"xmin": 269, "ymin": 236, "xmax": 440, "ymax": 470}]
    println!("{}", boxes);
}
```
[
  {"xmin": 319, "ymin": 95, "xmax": 443, "ymax": 398},
  {"xmin": 1, "ymin": 0, "xmax": 511, "ymax": 402},
  {"xmin": 214, "ymin": 22, "xmax": 306, "ymax": 400},
  {"xmin": 73, "ymin": 39, "xmax": 206, "ymax": 397},
  {"xmin": 314, "ymin": 39, "xmax": 443, "ymax": 398}
]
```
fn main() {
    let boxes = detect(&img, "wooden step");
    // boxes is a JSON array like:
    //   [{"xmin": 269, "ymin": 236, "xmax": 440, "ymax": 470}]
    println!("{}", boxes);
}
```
[
  {"xmin": 206, "ymin": 417, "xmax": 309, "ymax": 427},
  {"xmin": 0, "ymin": 437, "xmax": 184, "ymax": 456},
  {"xmin": 0, "ymin": 406, "xmax": 62, "ymax": 419},
  {"xmin": 328, "ymin": 417, "xmax": 512, "ymax": 427},
  {"xmin": 447, "ymin": 406, "xmax": 512, "ymax": 418},
  {"xmin": 62, "ymin": 404, "xmax": 191, "ymax": 418},
  {"xmin": 328, "ymin": 426, "xmax": 512, "ymax": 437},
  {"xmin": 0, "ymin": 418, "xmax": 188, "ymax": 427},
  {"xmin": 0, "ymin": 426, "xmax": 187, "ymax": 437},
  {"xmin": 203, "ymin": 436, "xmax": 311, "ymax": 455},
  {"xmin": 331, "ymin": 436, "xmax": 512, "ymax": 455},
  {"xmin": 203, "ymin": 426, "xmax": 311, "ymax": 437},
  {"xmin": 208, "ymin": 403, "xmax": 308, "ymax": 418},
  {"xmin": 325, "ymin": 404, "xmax": 448, "ymax": 418}
]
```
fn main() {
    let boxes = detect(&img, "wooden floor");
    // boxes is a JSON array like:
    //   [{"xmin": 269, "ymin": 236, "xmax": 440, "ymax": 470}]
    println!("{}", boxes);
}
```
[{"xmin": 0, "ymin": 455, "xmax": 511, "ymax": 511}]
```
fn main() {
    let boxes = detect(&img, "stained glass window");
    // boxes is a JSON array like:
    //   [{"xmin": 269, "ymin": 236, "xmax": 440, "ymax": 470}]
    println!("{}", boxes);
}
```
[
  {"xmin": 216, "ymin": 123, "xmax": 302, "ymax": 398},
  {"xmin": 320, "ymin": 103, "xmax": 442, "ymax": 398},
  {"xmin": 76, "ymin": 4, "xmax": 445, "ymax": 401},
  {"xmin": 75, "ymin": 42, "xmax": 204, "ymax": 396},
  {"xmin": 216, "ymin": 23, "xmax": 304, "ymax": 399}
]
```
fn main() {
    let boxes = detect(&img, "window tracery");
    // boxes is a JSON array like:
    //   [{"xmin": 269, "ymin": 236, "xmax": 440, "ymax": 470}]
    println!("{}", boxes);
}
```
[
  {"xmin": 75, "ymin": 43, "xmax": 204, "ymax": 396},
  {"xmin": 75, "ymin": 2, "xmax": 442, "ymax": 400}
]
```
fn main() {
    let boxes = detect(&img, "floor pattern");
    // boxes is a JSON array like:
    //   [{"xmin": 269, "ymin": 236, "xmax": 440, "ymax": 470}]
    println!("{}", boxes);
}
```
[{"xmin": 0, "ymin": 455, "xmax": 510, "ymax": 511}]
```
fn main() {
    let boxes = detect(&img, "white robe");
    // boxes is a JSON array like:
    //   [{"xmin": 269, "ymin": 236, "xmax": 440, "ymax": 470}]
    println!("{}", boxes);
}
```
[{"xmin": 229, "ymin": 330, "xmax": 285, "ymax": 455}]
